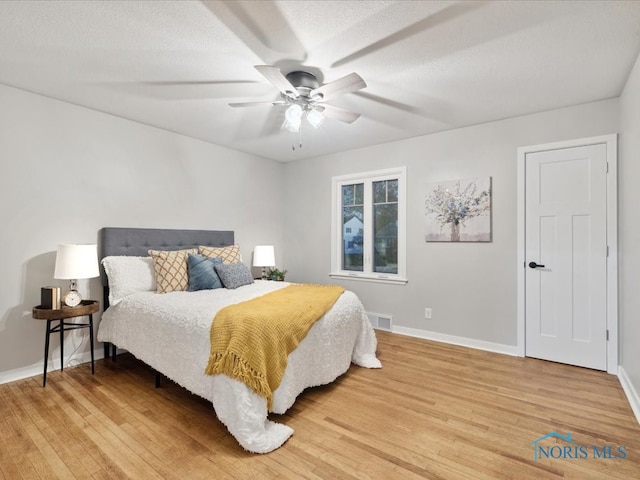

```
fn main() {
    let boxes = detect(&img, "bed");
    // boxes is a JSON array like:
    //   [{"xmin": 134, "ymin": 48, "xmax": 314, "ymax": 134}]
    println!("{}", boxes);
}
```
[{"xmin": 96, "ymin": 227, "xmax": 381, "ymax": 453}]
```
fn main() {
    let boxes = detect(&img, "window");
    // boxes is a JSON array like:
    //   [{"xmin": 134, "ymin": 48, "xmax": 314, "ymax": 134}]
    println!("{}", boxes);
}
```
[{"xmin": 331, "ymin": 167, "xmax": 407, "ymax": 284}]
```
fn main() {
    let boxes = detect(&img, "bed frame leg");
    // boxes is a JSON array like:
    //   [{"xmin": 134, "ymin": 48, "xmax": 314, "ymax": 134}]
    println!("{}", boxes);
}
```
[
  {"xmin": 103, "ymin": 342, "xmax": 117, "ymax": 361},
  {"xmin": 155, "ymin": 372, "xmax": 162, "ymax": 388}
]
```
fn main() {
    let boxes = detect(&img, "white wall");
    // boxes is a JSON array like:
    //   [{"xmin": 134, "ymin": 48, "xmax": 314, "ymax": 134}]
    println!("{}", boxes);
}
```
[
  {"xmin": 283, "ymin": 99, "xmax": 619, "ymax": 348},
  {"xmin": 619, "ymin": 53, "xmax": 640, "ymax": 402},
  {"xmin": 0, "ymin": 84, "xmax": 284, "ymax": 380}
]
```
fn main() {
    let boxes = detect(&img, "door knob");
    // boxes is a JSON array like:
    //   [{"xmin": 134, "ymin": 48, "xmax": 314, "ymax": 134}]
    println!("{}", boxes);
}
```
[{"xmin": 528, "ymin": 261, "xmax": 545, "ymax": 269}]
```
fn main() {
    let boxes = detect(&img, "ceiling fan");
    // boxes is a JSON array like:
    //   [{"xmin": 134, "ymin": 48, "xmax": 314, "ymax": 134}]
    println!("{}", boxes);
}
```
[{"xmin": 229, "ymin": 65, "xmax": 366, "ymax": 132}]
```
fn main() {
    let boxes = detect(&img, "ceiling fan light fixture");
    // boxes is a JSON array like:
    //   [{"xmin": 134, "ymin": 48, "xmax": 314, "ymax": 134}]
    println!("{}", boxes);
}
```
[
  {"xmin": 306, "ymin": 108, "xmax": 325, "ymax": 128},
  {"xmin": 285, "ymin": 104, "xmax": 303, "ymax": 122},
  {"xmin": 284, "ymin": 118, "xmax": 301, "ymax": 133},
  {"xmin": 284, "ymin": 104, "xmax": 303, "ymax": 132},
  {"xmin": 236, "ymin": 65, "xmax": 365, "ymax": 138}
]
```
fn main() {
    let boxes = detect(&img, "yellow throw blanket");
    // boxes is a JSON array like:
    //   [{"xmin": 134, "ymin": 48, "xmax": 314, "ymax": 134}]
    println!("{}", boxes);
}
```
[{"xmin": 204, "ymin": 284, "xmax": 345, "ymax": 410}]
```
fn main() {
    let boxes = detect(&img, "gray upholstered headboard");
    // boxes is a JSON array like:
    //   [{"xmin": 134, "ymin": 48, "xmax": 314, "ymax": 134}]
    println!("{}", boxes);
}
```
[{"xmin": 99, "ymin": 227, "xmax": 235, "ymax": 306}]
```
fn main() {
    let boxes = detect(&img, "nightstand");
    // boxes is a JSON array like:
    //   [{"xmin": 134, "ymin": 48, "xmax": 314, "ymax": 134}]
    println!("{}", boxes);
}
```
[{"xmin": 32, "ymin": 300, "xmax": 99, "ymax": 387}]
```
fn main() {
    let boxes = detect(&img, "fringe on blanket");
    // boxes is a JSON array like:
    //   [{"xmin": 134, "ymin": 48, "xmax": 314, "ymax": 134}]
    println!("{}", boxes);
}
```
[{"xmin": 206, "ymin": 351, "xmax": 274, "ymax": 408}]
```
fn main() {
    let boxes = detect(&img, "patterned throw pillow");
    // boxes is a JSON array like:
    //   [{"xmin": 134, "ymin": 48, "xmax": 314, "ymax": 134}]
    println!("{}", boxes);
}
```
[
  {"xmin": 148, "ymin": 248, "xmax": 197, "ymax": 293},
  {"xmin": 188, "ymin": 253, "xmax": 223, "ymax": 291},
  {"xmin": 198, "ymin": 244, "xmax": 241, "ymax": 264},
  {"xmin": 214, "ymin": 262, "xmax": 254, "ymax": 289}
]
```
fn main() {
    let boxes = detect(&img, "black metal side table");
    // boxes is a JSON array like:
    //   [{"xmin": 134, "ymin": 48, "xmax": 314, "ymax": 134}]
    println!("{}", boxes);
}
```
[{"xmin": 32, "ymin": 300, "xmax": 99, "ymax": 386}]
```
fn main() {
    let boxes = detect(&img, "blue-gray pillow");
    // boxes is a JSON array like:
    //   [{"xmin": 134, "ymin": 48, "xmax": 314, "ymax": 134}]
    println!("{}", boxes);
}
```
[
  {"xmin": 188, "ymin": 254, "xmax": 223, "ymax": 291},
  {"xmin": 214, "ymin": 262, "xmax": 254, "ymax": 289}
]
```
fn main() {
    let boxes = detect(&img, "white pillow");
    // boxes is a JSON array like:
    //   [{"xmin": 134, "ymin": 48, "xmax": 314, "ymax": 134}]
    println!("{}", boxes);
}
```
[{"xmin": 102, "ymin": 256, "xmax": 156, "ymax": 306}]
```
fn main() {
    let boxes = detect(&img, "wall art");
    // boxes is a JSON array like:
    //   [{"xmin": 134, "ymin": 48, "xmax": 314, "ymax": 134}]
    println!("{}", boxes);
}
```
[{"xmin": 424, "ymin": 177, "xmax": 491, "ymax": 242}]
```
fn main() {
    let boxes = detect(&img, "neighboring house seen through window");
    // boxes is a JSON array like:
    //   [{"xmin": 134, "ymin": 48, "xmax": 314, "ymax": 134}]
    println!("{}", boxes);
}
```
[{"xmin": 331, "ymin": 167, "xmax": 407, "ymax": 284}]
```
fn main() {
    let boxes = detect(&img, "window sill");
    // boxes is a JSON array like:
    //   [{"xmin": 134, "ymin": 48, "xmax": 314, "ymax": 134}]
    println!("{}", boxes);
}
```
[{"xmin": 329, "ymin": 272, "xmax": 408, "ymax": 285}]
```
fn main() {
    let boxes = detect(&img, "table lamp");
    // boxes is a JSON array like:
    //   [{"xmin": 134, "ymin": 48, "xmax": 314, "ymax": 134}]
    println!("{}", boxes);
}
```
[
  {"xmin": 54, "ymin": 244, "xmax": 99, "ymax": 307},
  {"xmin": 253, "ymin": 245, "xmax": 275, "ymax": 280}
]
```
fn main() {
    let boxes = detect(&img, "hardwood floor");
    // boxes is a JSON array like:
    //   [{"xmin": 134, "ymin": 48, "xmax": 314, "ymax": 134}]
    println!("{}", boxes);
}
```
[{"xmin": 1, "ymin": 331, "xmax": 639, "ymax": 479}]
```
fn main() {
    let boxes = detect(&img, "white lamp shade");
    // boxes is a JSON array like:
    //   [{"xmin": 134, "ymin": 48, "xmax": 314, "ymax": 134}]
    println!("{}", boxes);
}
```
[
  {"xmin": 253, "ymin": 245, "xmax": 276, "ymax": 267},
  {"xmin": 54, "ymin": 244, "xmax": 100, "ymax": 280}
]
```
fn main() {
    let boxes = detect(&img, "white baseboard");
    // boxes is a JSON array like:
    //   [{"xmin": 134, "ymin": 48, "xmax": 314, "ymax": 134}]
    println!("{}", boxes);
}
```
[
  {"xmin": 618, "ymin": 366, "xmax": 640, "ymax": 426},
  {"xmin": 392, "ymin": 326, "xmax": 519, "ymax": 357},
  {"xmin": 0, "ymin": 348, "xmax": 105, "ymax": 385}
]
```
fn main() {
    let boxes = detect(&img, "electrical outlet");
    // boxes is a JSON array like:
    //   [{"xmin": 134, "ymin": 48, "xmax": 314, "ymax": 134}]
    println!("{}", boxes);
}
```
[{"xmin": 424, "ymin": 307, "xmax": 432, "ymax": 319}]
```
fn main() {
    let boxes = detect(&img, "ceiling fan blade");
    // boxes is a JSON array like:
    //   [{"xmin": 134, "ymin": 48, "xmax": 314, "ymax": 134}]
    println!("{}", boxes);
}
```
[
  {"xmin": 310, "ymin": 73, "xmax": 366, "ymax": 102},
  {"xmin": 319, "ymin": 104, "xmax": 361, "ymax": 124},
  {"xmin": 202, "ymin": 1, "xmax": 306, "ymax": 65},
  {"xmin": 354, "ymin": 91, "xmax": 422, "ymax": 114},
  {"xmin": 140, "ymin": 80, "xmax": 260, "ymax": 87},
  {"xmin": 229, "ymin": 100, "xmax": 287, "ymax": 108},
  {"xmin": 331, "ymin": 2, "xmax": 487, "ymax": 68},
  {"xmin": 254, "ymin": 65, "xmax": 299, "ymax": 98}
]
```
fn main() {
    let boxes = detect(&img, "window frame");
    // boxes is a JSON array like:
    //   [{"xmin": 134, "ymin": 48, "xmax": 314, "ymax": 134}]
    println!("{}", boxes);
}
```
[{"xmin": 330, "ymin": 166, "xmax": 408, "ymax": 285}]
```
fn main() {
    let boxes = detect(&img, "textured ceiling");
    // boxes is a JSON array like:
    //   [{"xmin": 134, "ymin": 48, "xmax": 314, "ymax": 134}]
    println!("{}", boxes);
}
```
[{"xmin": 1, "ymin": 0, "xmax": 639, "ymax": 162}]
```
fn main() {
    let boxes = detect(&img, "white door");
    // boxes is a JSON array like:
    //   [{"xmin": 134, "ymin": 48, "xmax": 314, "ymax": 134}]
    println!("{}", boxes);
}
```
[{"xmin": 524, "ymin": 143, "xmax": 608, "ymax": 370}]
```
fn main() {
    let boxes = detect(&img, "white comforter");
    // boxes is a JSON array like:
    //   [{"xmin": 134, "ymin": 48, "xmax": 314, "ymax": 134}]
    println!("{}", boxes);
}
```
[{"xmin": 97, "ymin": 281, "xmax": 381, "ymax": 453}]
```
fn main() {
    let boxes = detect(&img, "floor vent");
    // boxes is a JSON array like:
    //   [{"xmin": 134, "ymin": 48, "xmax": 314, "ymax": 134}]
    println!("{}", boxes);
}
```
[{"xmin": 367, "ymin": 312, "xmax": 392, "ymax": 332}]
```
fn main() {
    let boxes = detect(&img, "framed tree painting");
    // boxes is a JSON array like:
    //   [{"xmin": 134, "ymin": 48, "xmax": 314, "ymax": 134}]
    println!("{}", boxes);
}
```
[{"xmin": 424, "ymin": 177, "xmax": 491, "ymax": 242}]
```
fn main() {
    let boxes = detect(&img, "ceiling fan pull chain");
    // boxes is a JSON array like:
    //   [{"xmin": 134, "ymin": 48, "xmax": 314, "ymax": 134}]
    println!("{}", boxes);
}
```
[{"xmin": 292, "ymin": 127, "xmax": 304, "ymax": 151}]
